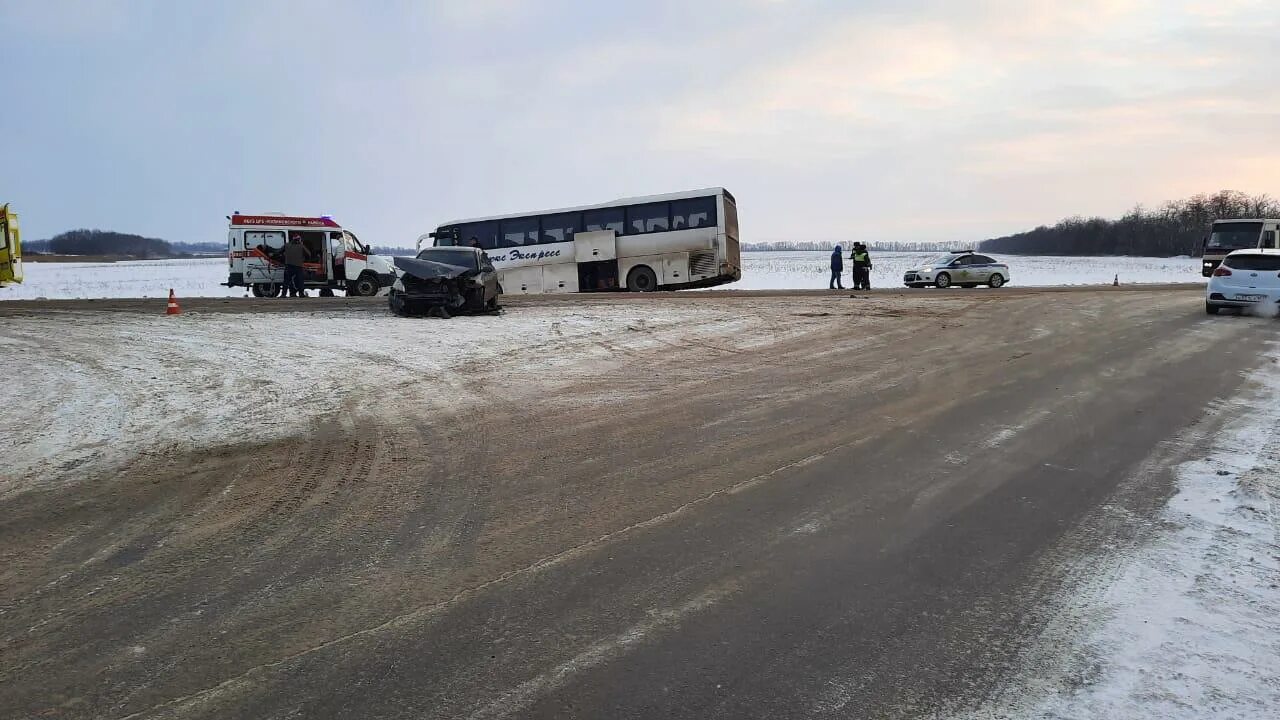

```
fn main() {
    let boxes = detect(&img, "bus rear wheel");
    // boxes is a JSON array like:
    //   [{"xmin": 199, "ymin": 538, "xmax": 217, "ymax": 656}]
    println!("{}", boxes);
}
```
[{"xmin": 626, "ymin": 265, "xmax": 658, "ymax": 292}]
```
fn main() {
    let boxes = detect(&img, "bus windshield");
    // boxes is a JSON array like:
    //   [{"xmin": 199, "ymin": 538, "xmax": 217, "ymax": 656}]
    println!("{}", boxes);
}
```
[{"xmin": 1207, "ymin": 222, "xmax": 1262, "ymax": 250}]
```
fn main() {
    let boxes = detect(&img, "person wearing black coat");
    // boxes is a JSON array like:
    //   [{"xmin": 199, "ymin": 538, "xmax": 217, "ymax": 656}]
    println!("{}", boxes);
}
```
[{"xmin": 829, "ymin": 245, "xmax": 845, "ymax": 289}]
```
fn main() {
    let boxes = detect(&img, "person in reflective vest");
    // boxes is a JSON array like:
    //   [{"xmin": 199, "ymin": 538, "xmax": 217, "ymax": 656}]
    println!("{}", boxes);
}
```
[
  {"xmin": 850, "ymin": 243, "xmax": 872, "ymax": 290},
  {"xmin": 829, "ymin": 245, "xmax": 845, "ymax": 289}
]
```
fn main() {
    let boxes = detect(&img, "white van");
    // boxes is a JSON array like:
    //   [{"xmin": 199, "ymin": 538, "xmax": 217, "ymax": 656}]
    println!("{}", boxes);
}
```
[{"xmin": 225, "ymin": 213, "xmax": 395, "ymax": 297}]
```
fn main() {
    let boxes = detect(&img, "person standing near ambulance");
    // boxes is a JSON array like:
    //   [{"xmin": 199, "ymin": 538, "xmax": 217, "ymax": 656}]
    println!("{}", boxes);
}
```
[{"xmin": 283, "ymin": 234, "xmax": 309, "ymax": 297}]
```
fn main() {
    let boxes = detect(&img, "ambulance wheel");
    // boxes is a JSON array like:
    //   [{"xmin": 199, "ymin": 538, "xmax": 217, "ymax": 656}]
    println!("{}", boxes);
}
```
[
  {"xmin": 252, "ymin": 283, "xmax": 281, "ymax": 298},
  {"xmin": 349, "ymin": 273, "xmax": 380, "ymax": 297},
  {"xmin": 319, "ymin": 288, "xmax": 335, "ymax": 297},
  {"xmin": 626, "ymin": 265, "xmax": 658, "ymax": 292}
]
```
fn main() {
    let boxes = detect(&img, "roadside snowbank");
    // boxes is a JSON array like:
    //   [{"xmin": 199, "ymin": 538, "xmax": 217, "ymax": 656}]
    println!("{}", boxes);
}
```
[
  {"xmin": 954, "ymin": 342, "xmax": 1280, "ymax": 718},
  {"xmin": 6, "ymin": 253, "xmax": 1203, "ymax": 300}
]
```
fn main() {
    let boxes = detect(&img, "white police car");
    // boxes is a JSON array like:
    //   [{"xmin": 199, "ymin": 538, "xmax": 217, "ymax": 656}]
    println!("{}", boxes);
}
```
[
  {"xmin": 903, "ymin": 251, "xmax": 1010, "ymax": 289},
  {"xmin": 1205, "ymin": 248, "xmax": 1280, "ymax": 315}
]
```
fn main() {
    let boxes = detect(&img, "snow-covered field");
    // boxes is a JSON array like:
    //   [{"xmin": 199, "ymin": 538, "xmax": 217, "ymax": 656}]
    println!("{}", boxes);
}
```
[
  {"xmin": 953, "ymin": 341, "xmax": 1280, "ymax": 719},
  {"xmin": 6, "ymin": 252, "xmax": 1203, "ymax": 300},
  {"xmin": 718, "ymin": 251, "xmax": 1204, "ymax": 290}
]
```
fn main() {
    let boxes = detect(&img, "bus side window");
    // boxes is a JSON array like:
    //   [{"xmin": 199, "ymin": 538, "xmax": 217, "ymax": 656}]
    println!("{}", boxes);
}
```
[
  {"xmin": 500, "ymin": 217, "xmax": 538, "ymax": 247},
  {"xmin": 461, "ymin": 221, "xmax": 500, "ymax": 249},
  {"xmin": 583, "ymin": 207, "xmax": 624, "ymax": 235},
  {"xmin": 540, "ymin": 212, "xmax": 581, "ymax": 244},
  {"xmin": 626, "ymin": 202, "xmax": 670, "ymax": 235},
  {"xmin": 671, "ymin": 197, "xmax": 717, "ymax": 230}
]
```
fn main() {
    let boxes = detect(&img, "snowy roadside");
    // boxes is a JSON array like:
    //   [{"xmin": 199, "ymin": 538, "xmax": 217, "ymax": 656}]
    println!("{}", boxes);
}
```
[
  {"xmin": 0, "ymin": 302, "xmax": 818, "ymax": 499},
  {"xmin": 951, "ymin": 342, "xmax": 1280, "ymax": 718},
  {"xmin": 5, "ymin": 253, "xmax": 1204, "ymax": 300}
]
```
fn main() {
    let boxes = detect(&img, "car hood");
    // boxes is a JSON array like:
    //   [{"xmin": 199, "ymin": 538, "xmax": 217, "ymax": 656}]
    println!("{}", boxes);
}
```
[{"xmin": 394, "ymin": 256, "xmax": 476, "ymax": 281}]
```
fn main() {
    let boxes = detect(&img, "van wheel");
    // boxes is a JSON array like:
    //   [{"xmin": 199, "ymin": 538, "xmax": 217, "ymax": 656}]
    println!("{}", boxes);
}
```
[
  {"xmin": 349, "ymin": 273, "xmax": 380, "ymax": 297},
  {"xmin": 252, "ymin": 283, "xmax": 281, "ymax": 298},
  {"xmin": 319, "ymin": 288, "xmax": 335, "ymax": 297},
  {"xmin": 626, "ymin": 265, "xmax": 658, "ymax": 292},
  {"xmin": 934, "ymin": 272, "xmax": 952, "ymax": 289},
  {"xmin": 989, "ymin": 274, "xmax": 1005, "ymax": 288}
]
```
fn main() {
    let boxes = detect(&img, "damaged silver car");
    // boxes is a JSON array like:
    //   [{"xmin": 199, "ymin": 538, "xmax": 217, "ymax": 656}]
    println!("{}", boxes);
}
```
[{"xmin": 389, "ymin": 247, "xmax": 501, "ymax": 318}]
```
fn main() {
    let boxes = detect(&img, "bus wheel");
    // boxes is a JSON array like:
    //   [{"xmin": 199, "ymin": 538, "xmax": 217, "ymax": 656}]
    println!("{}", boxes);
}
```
[
  {"xmin": 626, "ymin": 265, "xmax": 658, "ymax": 292},
  {"xmin": 349, "ymin": 273, "xmax": 380, "ymax": 297},
  {"xmin": 252, "ymin": 283, "xmax": 281, "ymax": 298}
]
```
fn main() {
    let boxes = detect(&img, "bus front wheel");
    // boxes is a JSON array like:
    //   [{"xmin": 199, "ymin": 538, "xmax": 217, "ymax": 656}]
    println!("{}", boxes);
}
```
[{"xmin": 626, "ymin": 265, "xmax": 658, "ymax": 292}]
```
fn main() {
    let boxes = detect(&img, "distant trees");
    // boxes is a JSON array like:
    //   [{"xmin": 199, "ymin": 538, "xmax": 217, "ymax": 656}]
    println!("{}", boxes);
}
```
[
  {"xmin": 980, "ymin": 190, "xmax": 1280, "ymax": 257},
  {"xmin": 745, "ymin": 240, "xmax": 957, "ymax": 252},
  {"xmin": 44, "ymin": 230, "xmax": 174, "ymax": 258}
]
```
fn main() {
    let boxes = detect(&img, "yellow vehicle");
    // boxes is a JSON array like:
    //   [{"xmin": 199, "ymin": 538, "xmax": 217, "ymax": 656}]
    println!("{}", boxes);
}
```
[{"xmin": 1, "ymin": 204, "xmax": 21, "ymax": 286}]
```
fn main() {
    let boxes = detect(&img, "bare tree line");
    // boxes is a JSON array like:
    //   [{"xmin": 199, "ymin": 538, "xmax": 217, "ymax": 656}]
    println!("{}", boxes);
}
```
[
  {"xmin": 743, "ymin": 240, "xmax": 958, "ymax": 253},
  {"xmin": 980, "ymin": 190, "xmax": 1280, "ymax": 257}
]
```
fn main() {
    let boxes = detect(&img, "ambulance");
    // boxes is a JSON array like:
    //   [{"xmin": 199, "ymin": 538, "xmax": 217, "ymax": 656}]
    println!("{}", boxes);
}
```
[
  {"xmin": 225, "ymin": 213, "xmax": 395, "ymax": 296},
  {"xmin": 1, "ymin": 204, "xmax": 22, "ymax": 287}
]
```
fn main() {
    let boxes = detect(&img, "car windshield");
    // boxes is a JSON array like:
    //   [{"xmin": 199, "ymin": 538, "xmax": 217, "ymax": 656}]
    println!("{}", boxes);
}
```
[
  {"xmin": 925, "ymin": 254, "xmax": 962, "ymax": 266},
  {"xmin": 416, "ymin": 248, "xmax": 478, "ymax": 271},
  {"xmin": 1223, "ymin": 253, "xmax": 1280, "ymax": 271},
  {"xmin": 1207, "ymin": 222, "xmax": 1262, "ymax": 250}
]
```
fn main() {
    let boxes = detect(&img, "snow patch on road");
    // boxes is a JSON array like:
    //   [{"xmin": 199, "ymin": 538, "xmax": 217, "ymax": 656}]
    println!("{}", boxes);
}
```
[{"xmin": 951, "ymin": 345, "xmax": 1280, "ymax": 719}]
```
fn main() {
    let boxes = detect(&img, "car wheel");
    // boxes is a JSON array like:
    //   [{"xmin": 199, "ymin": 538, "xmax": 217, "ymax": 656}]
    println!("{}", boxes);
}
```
[
  {"xmin": 989, "ymin": 274, "xmax": 1005, "ymax": 288},
  {"xmin": 626, "ymin": 265, "xmax": 658, "ymax": 292},
  {"xmin": 934, "ymin": 272, "xmax": 952, "ymax": 289},
  {"xmin": 349, "ymin": 273, "xmax": 380, "ymax": 297},
  {"xmin": 389, "ymin": 292, "xmax": 410, "ymax": 317},
  {"xmin": 319, "ymin": 288, "xmax": 335, "ymax": 297},
  {"xmin": 251, "ymin": 283, "xmax": 281, "ymax": 298},
  {"xmin": 1205, "ymin": 303, "xmax": 1220, "ymax": 315}
]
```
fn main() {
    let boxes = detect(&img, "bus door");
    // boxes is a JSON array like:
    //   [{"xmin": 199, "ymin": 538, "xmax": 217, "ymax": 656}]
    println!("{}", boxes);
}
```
[
  {"xmin": 1262, "ymin": 223, "xmax": 1279, "ymax": 250},
  {"xmin": 576, "ymin": 209, "xmax": 624, "ymax": 291}
]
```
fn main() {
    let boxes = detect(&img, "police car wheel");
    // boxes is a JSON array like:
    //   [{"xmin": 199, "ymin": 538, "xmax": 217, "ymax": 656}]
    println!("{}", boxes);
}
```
[
  {"xmin": 989, "ymin": 274, "xmax": 1005, "ymax": 288},
  {"xmin": 934, "ymin": 273, "xmax": 952, "ymax": 289}
]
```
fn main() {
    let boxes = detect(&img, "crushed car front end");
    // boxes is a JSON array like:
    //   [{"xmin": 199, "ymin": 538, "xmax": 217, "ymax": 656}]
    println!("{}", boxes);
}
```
[{"xmin": 389, "ymin": 256, "xmax": 492, "ymax": 318}]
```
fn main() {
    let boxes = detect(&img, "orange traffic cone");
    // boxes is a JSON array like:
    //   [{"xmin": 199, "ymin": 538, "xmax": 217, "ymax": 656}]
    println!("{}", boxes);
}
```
[{"xmin": 166, "ymin": 288, "xmax": 182, "ymax": 315}]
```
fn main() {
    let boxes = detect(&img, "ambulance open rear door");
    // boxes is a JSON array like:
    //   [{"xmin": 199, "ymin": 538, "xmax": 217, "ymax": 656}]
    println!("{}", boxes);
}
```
[{"xmin": 0, "ymin": 204, "xmax": 22, "ymax": 287}]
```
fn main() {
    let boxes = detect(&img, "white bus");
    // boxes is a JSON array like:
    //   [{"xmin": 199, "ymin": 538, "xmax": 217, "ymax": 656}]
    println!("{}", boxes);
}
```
[{"xmin": 423, "ymin": 187, "xmax": 741, "ymax": 293}]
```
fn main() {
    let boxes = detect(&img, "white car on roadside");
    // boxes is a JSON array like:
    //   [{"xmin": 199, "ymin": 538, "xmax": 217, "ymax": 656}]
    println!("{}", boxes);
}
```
[
  {"xmin": 903, "ymin": 251, "xmax": 1010, "ymax": 289},
  {"xmin": 1206, "ymin": 248, "xmax": 1280, "ymax": 315}
]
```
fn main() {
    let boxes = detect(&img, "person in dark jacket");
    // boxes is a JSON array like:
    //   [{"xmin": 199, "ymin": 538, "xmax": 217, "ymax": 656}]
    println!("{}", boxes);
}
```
[
  {"xmin": 851, "ymin": 242, "xmax": 872, "ymax": 290},
  {"xmin": 283, "ymin": 234, "xmax": 309, "ymax": 297},
  {"xmin": 829, "ymin": 245, "xmax": 844, "ymax": 289}
]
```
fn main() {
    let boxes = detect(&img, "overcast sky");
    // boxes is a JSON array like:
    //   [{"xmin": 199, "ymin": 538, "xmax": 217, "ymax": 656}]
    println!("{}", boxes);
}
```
[{"xmin": 2, "ymin": 0, "xmax": 1277, "ymax": 246}]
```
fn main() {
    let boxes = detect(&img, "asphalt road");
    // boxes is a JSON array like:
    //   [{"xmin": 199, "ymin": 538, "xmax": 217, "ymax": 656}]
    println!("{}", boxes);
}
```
[{"xmin": 1, "ymin": 287, "xmax": 1271, "ymax": 719}]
